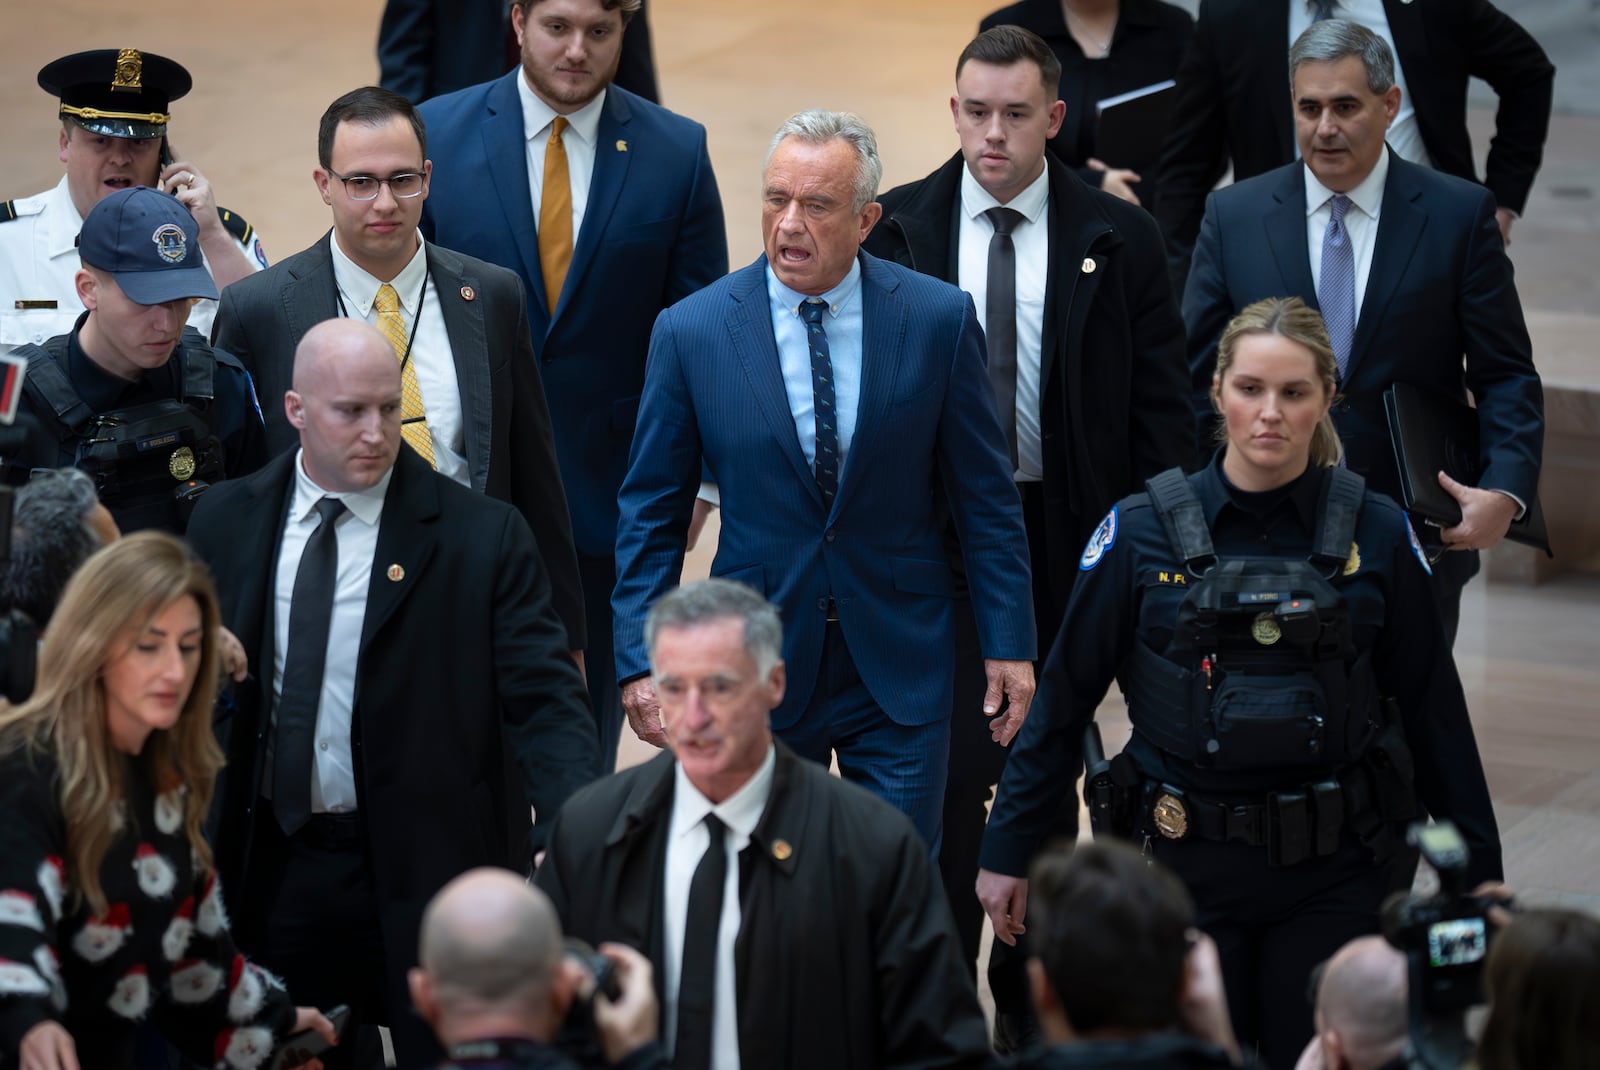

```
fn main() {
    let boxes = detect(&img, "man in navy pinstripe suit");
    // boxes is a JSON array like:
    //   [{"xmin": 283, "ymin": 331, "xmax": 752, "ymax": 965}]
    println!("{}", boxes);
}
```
[{"xmin": 611, "ymin": 109, "xmax": 1037, "ymax": 853}]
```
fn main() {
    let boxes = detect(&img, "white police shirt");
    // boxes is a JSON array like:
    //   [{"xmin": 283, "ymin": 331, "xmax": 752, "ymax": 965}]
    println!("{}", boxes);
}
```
[{"xmin": 0, "ymin": 176, "xmax": 268, "ymax": 353}]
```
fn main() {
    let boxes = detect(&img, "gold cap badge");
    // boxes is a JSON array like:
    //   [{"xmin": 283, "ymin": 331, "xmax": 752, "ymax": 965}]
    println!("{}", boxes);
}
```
[{"xmin": 111, "ymin": 49, "xmax": 143, "ymax": 93}]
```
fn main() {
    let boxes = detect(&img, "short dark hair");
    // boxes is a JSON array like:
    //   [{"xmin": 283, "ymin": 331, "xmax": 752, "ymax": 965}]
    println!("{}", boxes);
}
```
[
  {"xmin": 956, "ymin": 25, "xmax": 1062, "ymax": 97},
  {"xmin": 0, "ymin": 469, "xmax": 104, "ymax": 628},
  {"xmin": 1029, "ymin": 842, "xmax": 1195, "ymax": 1034},
  {"xmin": 318, "ymin": 86, "xmax": 427, "ymax": 171},
  {"xmin": 513, "ymin": 0, "xmax": 641, "ymax": 26},
  {"xmin": 1477, "ymin": 909, "xmax": 1600, "ymax": 1070}
]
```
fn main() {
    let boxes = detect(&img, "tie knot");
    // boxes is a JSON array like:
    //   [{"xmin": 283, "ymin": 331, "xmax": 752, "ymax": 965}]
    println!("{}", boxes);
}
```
[
  {"xmin": 703, "ymin": 812, "xmax": 726, "ymax": 838},
  {"xmin": 1328, "ymin": 194, "xmax": 1352, "ymax": 223},
  {"xmin": 550, "ymin": 116, "xmax": 569, "ymax": 141},
  {"xmin": 313, "ymin": 496, "xmax": 347, "ymax": 528},
  {"xmin": 800, "ymin": 298, "xmax": 828, "ymax": 326},
  {"xmin": 374, "ymin": 283, "xmax": 400, "ymax": 314},
  {"xmin": 985, "ymin": 206, "xmax": 1024, "ymax": 237}
]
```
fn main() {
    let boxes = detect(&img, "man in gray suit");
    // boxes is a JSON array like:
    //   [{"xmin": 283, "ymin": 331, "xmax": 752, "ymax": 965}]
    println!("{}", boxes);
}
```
[{"xmin": 212, "ymin": 85, "xmax": 584, "ymax": 655}]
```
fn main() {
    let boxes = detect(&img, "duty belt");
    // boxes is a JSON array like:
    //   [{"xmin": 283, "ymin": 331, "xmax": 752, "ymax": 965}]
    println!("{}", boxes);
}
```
[{"xmin": 1143, "ymin": 772, "xmax": 1378, "ymax": 867}]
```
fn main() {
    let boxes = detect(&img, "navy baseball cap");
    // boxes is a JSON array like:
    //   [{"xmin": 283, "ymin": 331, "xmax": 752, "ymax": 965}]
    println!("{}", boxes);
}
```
[{"xmin": 77, "ymin": 186, "xmax": 219, "ymax": 304}]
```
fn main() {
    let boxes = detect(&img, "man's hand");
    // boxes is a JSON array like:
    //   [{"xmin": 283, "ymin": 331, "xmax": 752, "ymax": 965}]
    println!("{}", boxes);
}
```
[
  {"xmin": 569, "ymin": 649, "xmax": 587, "ymax": 685},
  {"xmin": 20, "ymin": 1021, "xmax": 78, "ymax": 1070},
  {"xmin": 593, "ymin": 943, "xmax": 660, "ymax": 1065},
  {"xmin": 621, "ymin": 677, "xmax": 668, "ymax": 748},
  {"xmin": 217, "ymin": 626, "xmax": 249, "ymax": 683},
  {"xmin": 1179, "ymin": 931, "xmax": 1240, "ymax": 1060},
  {"xmin": 1495, "ymin": 206, "xmax": 1516, "ymax": 249},
  {"xmin": 1437, "ymin": 472, "xmax": 1519, "ymax": 551},
  {"xmin": 160, "ymin": 156, "xmax": 256, "ymax": 287},
  {"xmin": 278, "ymin": 1006, "xmax": 339, "ymax": 1069},
  {"xmin": 983, "ymin": 658, "xmax": 1035, "ymax": 745},
  {"xmin": 976, "ymin": 868, "xmax": 1028, "ymax": 947},
  {"xmin": 1087, "ymin": 157, "xmax": 1142, "ymax": 205}
]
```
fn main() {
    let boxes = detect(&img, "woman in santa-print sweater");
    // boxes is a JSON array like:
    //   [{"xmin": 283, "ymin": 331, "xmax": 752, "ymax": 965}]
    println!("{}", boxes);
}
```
[{"xmin": 0, "ymin": 532, "xmax": 337, "ymax": 1070}]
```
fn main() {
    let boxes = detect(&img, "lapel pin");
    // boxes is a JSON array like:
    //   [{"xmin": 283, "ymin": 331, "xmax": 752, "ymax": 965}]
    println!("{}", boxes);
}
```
[
  {"xmin": 771, "ymin": 839, "xmax": 793, "ymax": 861},
  {"xmin": 1081, "ymin": 257, "xmax": 1097, "ymax": 274},
  {"xmin": 459, "ymin": 285, "xmax": 475, "ymax": 302},
  {"xmin": 616, "ymin": 139, "xmax": 628, "ymax": 152},
  {"xmin": 387, "ymin": 564, "xmax": 405, "ymax": 582}
]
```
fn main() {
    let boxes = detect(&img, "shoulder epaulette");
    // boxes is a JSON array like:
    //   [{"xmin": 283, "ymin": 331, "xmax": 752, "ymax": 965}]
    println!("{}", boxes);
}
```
[
  {"xmin": 215, "ymin": 206, "xmax": 253, "ymax": 246},
  {"xmin": 0, "ymin": 201, "xmax": 18, "ymax": 223}
]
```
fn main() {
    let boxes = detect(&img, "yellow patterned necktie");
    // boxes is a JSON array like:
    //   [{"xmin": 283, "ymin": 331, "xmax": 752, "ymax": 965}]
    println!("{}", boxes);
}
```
[
  {"xmin": 539, "ymin": 116, "xmax": 573, "ymax": 315},
  {"xmin": 372, "ymin": 282, "xmax": 437, "ymax": 468}
]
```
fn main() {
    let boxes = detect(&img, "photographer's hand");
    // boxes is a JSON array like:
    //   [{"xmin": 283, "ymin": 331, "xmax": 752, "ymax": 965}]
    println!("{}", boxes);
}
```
[{"xmin": 593, "ymin": 943, "xmax": 658, "ymax": 1065}]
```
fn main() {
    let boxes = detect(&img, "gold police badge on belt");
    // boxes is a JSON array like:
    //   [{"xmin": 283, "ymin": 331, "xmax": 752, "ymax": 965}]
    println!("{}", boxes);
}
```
[
  {"xmin": 1251, "ymin": 612, "xmax": 1282, "ymax": 645},
  {"xmin": 1152, "ymin": 792, "xmax": 1189, "ymax": 840},
  {"xmin": 168, "ymin": 446, "xmax": 196, "ymax": 480}
]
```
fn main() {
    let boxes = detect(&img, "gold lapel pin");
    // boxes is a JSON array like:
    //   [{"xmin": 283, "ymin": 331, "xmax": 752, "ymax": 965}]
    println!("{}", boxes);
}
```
[
  {"xmin": 387, "ymin": 564, "xmax": 405, "ymax": 582},
  {"xmin": 460, "ymin": 285, "xmax": 475, "ymax": 302},
  {"xmin": 616, "ymin": 139, "xmax": 628, "ymax": 153},
  {"xmin": 771, "ymin": 839, "xmax": 793, "ymax": 861},
  {"xmin": 1081, "ymin": 257, "xmax": 1097, "ymax": 274}
]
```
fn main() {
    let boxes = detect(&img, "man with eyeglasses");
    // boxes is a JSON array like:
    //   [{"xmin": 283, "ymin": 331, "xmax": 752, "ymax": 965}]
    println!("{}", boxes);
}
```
[
  {"xmin": 211, "ymin": 85, "xmax": 586, "ymax": 661},
  {"xmin": 0, "ymin": 49, "xmax": 268, "ymax": 354}
]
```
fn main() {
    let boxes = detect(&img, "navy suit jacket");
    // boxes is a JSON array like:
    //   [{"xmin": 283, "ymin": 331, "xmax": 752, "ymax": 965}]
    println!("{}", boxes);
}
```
[
  {"xmin": 1183, "ymin": 153, "xmax": 1543, "ymax": 514},
  {"xmin": 1155, "ymin": 0, "xmax": 1554, "ymax": 290},
  {"xmin": 419, "ymin": 72, "xmax": 728, "ymax": 557},
  {"xmin": 613, "ymin": 253, "xmax": 1036, "ymax": 730}
]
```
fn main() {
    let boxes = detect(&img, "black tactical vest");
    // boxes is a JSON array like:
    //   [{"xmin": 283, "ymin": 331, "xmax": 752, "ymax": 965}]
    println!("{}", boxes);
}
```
[{"xmin": 1122, "ymin": 467, "xmax": 1381, "ymax": 773}]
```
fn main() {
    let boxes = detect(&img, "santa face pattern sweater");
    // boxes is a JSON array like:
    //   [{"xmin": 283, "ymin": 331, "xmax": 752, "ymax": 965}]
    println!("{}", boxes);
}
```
[{"xmin": 0, "ymin": 742, "xmax": 297, "ymax": 1069}]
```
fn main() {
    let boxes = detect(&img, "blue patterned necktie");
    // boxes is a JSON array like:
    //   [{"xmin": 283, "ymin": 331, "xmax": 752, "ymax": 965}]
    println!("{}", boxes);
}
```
[
  {"xmin": 800, "ymin": 298, "xmax": 840, "ymax": 506},
  {"xmin": 1318, "ymin": 194, "xmax": 1356, "ymax": 379}
]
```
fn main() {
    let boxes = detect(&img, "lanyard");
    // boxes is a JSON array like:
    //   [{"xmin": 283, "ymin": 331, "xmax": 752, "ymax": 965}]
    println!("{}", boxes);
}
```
[{"xmin": 332, "ymin": 265, "xmax": 430, "ymax": 374}]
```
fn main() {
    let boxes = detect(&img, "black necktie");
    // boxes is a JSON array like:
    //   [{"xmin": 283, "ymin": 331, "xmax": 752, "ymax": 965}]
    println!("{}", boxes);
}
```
[
  {"xmin": 984, "ymin": 206, "xmax": 1024, "ymax": 470},
  {"xmin": 1309, "ymin": 0, "xmax": 1339, "ymax": 20},
  {"xmin": 800, "ymin": 298, "xmax": 840, "ymax": 506},
  {"xmin": 272, "ymin": 496, "xmax": 346, "ymax": 835},
  {"xmin": 675, "ymin": 813, "xmax": 727, "ymax": 1070}
]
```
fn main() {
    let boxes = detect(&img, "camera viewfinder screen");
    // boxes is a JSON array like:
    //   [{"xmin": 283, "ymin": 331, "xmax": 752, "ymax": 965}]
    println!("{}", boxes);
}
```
[{"xmin": 1428, "ymin": 917, "xmax": 1487, "ymax": 968}]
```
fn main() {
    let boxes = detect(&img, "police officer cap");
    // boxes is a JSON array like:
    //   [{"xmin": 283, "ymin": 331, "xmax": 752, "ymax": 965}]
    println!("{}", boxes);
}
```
[
  {"xmin": 78, "ymin": 187, "xmax": 218, "ymax": 305},
  {"xmin": 38, "ymin": 48, "xmax": 192, "ymax": 140}
]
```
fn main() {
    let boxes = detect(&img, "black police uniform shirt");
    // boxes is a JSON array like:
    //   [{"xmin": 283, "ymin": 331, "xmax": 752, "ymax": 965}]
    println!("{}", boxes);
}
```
[
  {"xmin": 981, "ymin": 452, "xmax": 1501, "ymax": 880},
  {"xmin": 4, "ymin": 314, "xmax": 267, "ymax": 506}
]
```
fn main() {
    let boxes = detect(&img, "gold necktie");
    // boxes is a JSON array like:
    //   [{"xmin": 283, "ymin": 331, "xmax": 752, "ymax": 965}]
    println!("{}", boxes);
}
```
[
  {"xmin": 373, "ymin": 283, "xmax": 437, "ymax": 468},
  {"xmin": 539, "ymin": 116, "xmax": 573, "ymax": 315}
]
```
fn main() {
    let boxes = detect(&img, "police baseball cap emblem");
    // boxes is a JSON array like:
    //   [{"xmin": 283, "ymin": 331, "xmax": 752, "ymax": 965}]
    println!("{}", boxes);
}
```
[
  {"xmin": 78, "ymin": 187, "xmax": 219, "ymax": 304},
  {"xmin": 1152, "ymin": 792, "xmax": 1189, "ymax": 840},
  {"xmin": 38, "ymin": 48, "xmax": 193, "ymax": 140}
]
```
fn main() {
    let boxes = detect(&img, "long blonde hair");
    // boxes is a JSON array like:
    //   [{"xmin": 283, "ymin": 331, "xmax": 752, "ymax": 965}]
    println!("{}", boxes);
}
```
[
  {"xmin": 1212, "ymin": 296, "xmax": 1345, "ymax": 468},
  {"xmin": 0, "ymin": 531, "xmax": 224, "ymax": 916}
]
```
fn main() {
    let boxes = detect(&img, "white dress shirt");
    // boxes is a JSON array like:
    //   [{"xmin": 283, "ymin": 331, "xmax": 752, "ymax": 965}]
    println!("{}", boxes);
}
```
[
  {"xmin": 955, "ymin": 165, "xmax": 1050, "ymax": 482},
  {"xmin": 270, "ymin": 452, "xmax": 389, "ymax": 813},
  {"xmin": 1288, "ymin": 0, "xmax": 1432, "ymax": 169},
  {"xmin": 519, "ymin": 73, "xmax": 604, "ymax": 242},
  {"xmin": 662, "ymin": 746, "xmax": 776, "ymax": 1070},
  {"xmin": 767, "ymin": 260, "xmax": 864, "ymax": 473},
  {"xmin": 1305, "ymin": 146, "xmax": 1389, "ymax": 323},
  {"xmin": 329, "ymin": 234, "xmax": 469, "ymax": 487}
]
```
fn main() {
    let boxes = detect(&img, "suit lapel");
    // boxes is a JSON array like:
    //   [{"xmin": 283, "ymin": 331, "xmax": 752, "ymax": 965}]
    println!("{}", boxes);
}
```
[
  {"xmin": 480, "ymin": 71, "xmax": 548, "ymax": 338},
  {"xmin": 832, "ymin": 255, "xmax": 905, "ymax": 518},
  {"xmin": 557, "ymin": 90, "xmax": 633, "ymax": 323},
  {"xmin": 1347, "ymin": 159, "xmax": 1426, "ymax": 382},
  {"xmin": 1265, "ymin": 167, "xmax": 1318, "ymax": 310},
  {"xmin": 360, "ymin": 449, "xmax": 442, "ymax": 654},
  {"xmin": 234, "ymin": 453, "xmax": 300, "ymax": 676},
  {"xmin": 726, "ymin": 260, "xmax": 821, "ymax": 505},
  {"xmin": 426, "ymin": 243, "xmax": 492, "ymax": 493},
  {"xmin": 282, "ymin": 234, "xmax": 341, "ymax": 343}
]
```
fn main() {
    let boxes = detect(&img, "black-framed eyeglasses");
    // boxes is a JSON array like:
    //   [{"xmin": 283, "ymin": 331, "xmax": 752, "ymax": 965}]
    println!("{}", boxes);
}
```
[{"xmin": 327, "ymin": 168, "xmax": 426, "ymax": 201}]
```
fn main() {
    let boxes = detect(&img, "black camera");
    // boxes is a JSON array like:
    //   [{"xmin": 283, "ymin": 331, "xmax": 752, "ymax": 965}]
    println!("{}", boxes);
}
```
[
  {"xmin": 1380, "ymin": 822, "xmax": 1496, "ymax": 1070},
  {"xmin": 0, "ymin": 485, "xmax": 38, "ymax": 704}
]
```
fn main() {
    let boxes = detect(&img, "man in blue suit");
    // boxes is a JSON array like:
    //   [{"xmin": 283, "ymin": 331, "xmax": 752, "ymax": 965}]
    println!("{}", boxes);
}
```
[
  {"xmin": 418, "ymin": 0, "xmax": 728, "ymax": 770},
  {"xmin": 612, "ymin": 110, "xmax": 1037, "ymax": 851},
  {"xmin": 1183, "ymin": 19, "xmax": 1542, "ymax": 643}
]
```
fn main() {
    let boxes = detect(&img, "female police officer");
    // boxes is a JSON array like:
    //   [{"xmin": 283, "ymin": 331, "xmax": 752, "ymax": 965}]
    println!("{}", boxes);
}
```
[{"xmin": 975, "ymin": 297, "xmax": 1502, "ymax": 1068}]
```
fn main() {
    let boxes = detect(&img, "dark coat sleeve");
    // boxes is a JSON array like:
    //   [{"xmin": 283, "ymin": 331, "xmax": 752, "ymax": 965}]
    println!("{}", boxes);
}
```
[
  {"xmin": 1455, "ymin": 0, "xmax": 1555, "ymax": 218},
  {"xmin": 1179, "ymin": 193, "xmax": 1233, "ymax": 465},
  {"xmin": 488, "ymin": 504, "xmax": 600, "ymax": 852},
  {"xmin": 376, "ymin": 0, "xmax": 436, "ymax": 104},
  {"xmin": 1153, "ymin": 2, "xmax": 1231, "ymax": 295},
  {"xmin": 1119, "ymin": 203, "xmax": 1198, "ymax": 479}
]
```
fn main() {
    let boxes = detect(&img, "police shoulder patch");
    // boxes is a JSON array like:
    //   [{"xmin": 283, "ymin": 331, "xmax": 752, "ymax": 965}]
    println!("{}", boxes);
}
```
[
  {"xmin": 1080, "ymin": 507, "xmax": 1118, "ymax": 571},
  {"xmin": 1405, "ymin": 518, "xmax": 1433, "ymax": 576}
]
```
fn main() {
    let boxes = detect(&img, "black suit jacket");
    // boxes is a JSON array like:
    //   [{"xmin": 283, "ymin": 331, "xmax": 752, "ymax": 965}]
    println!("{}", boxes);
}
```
[
  {"xmin": 535, "ymin": 743, "xmax": 991, "ymax": 1069},
  {"xmin": 865, "ymin": 152, "xmax": 1194, "ymax": 611},
  {"xmin": 211, "ymin": 233, "xmax": 585, "ymax": 648},
  {"xmin": 1183, "ymin": 153, "xmax": 1543, "ymax": 537},
  {"xmin": 189, "ymin": 448, "xmax": 597, "ymax": 1041},
  {"xmin": 1155, "ymin": 0, "xmax": 1555, "ymax": 288}
]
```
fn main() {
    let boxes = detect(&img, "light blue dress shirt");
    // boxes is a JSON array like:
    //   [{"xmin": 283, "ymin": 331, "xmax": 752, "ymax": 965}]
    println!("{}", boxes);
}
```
[{"xmin": 766, "ymin": 259, "xmax": 863, "ymax": 473}]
